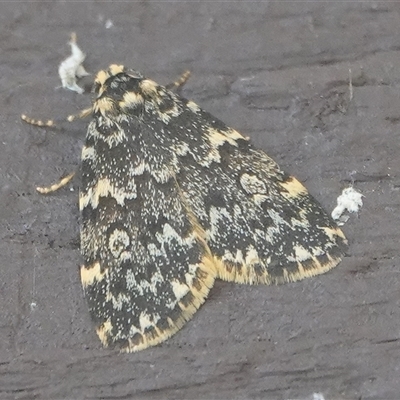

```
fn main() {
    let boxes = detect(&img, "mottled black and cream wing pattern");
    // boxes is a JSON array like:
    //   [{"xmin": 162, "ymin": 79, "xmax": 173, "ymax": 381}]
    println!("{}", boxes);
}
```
[
  {"xmin": 181, "ymin": 141, "xmax": 347, "ymax": 284},
  {"xmin": 79, "ymin": 65, "xmax": 217, "ymax": 352},
  {"xmin": 80, "ymin": 64, "xmax": 347, "ymax": 352}
]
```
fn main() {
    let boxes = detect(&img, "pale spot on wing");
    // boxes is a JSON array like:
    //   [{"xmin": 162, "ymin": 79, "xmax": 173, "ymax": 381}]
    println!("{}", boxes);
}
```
[
  {"xmin": 293, "ymin": 245, "xmax": 312, "ymax": 262},
  {"xmin": 129, "ymin": 324, "xmax": 140, "ymax": 337},
  {"xmin": 126, "ymin": 269, "xmax": 143, "ymax": 294},
  {"xmin": 186, "ymin": 101, "xmax": 200, "ymax": 113},
  {"xmin": 139, "ymin": 311, "xmax": 160, "ymax": 331},
  {"xmin": 198, "ymin": 147, "xmax": 221, "ymax": 167},
  {"xmin": 129, "ymin": 160, "xmax": 146, "ymax": 176},
  {"xmin": 108, "ymin": 64, "xmax": 125, "ymax": 76},
  {"xmin": 156, "ymin": 223, "xmax": 196, "ymax": 248},
  {"xmin": 279, "ymin": 177, "xmax": 308, "ymax": 198},
  {"xmin": 224, "ymin": 128, "xmax": 247, "ymax": 141},
  {"xmin": 105, "ymin": 292, "xmax": 130, "ymax": 311},
  {"xmin": 206, "ymin": 206, "xmax": 231, "ymax": 242},
  {"xmin": 245, "ymin": 245, "xmax": 260, "ymax": 266},
  {"xmin": 240, "ymin": 173, "xmax": 268, "ymax": 195},
  {"xmin": 94, "ymin": 69, "xmax": 109, "ymax": 86},
  {"xmin": 207, "ymin": 128, "xmax": 239, "ymax": 147},
  {"xmin": 253, "ymin": 194, "xmax": 269, "ymax": 206},
  {"xmin": 80, "ymin": 261, "xmax": 105, "ymax": 288},
  {"xmin": 222, "ymin": 249, "xmax": 244, "ymax": 264},
  {"xmin": 109, "ymin": 228, "xmax": 130, "ymax": 259},
  {"xmin": 157, "ymin": 106, "xmax": 181, "ymax": 124},
  {"xmin": 96, "ymin": 319, "xmax": 113, "ymax": 346},
  {"xmin": 170, "ymin": 279, "xmax": 190, "ymax": 301},
  {"xmin": 120, "ymin": 91, "xmax": 144, "ymax": 109},
  {"xmin": 81, "ymin": 145, "xmax": 97, "ymax": 161},
  {"xmin": 268, "ymin": 209, "xmax": 291, "ymax": 228},
  {"xmin": 138, "ymin": 270, "xmax": 165, "ymax": 296},
  {"xmin": 322, "ymin": 226, "xmax": 347, "ymax": 241},
  {"xmin": 140, "ymin": 79, "xmax": 158, "ymax": 96},
  {"xmin": 94, "ymin": 97, "xmax": 116, "ymax": 116},
  {"xmin": 79, "ymin": 177, "xmax": 137, "ymax": 209}
]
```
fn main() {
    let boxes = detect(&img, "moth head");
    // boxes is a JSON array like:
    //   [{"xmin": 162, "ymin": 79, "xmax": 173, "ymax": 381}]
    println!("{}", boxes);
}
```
[
  {"xmin": 91, "ymin": 65, "xmax": 147, "ymax": 117},
  {"xmin": 92, "ymin": 64, "xmax": 175, "ymax": 119},
  {"xmin": 93, "ymin": 64, "xmax": 144, "ymax": 97}
]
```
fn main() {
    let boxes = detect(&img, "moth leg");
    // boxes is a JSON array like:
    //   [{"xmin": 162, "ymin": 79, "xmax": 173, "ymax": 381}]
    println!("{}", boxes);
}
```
[
  {"xmin": 21, "ymin": 108, "xmax": 89, "ymax": 193},
  {"xmin": 21, "ymin": 106, "xmax": 92, "ymax": 127},
  {"xmin": 36, "ymin": 171, "xmax": 76, "ymax": 194},
  {"xmin": 67, "ymin": 107, "xmax": 93, "ymax": 122},
  {"xmin": 165, "ymin": 70, "xmax": 191, "ymax": 91},
  {"xmin": 21, "ymin": 114, "xmax": 55, "ymax": 127}
]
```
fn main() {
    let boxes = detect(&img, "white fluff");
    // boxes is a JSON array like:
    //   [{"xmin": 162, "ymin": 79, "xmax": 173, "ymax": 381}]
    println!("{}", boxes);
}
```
[
  {"xmin": 58, "ymin": 32, "xmax": 89, "ymax": 94},
  {"xmin": 332, "ymin": 187, "xmax": 364, "ymax": 224}
]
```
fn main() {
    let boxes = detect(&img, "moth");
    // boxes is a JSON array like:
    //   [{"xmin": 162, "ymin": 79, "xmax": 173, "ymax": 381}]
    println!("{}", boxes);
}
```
[{"xmin": 23, "ymin": 64, "xmax": 347, "ymax": 352}]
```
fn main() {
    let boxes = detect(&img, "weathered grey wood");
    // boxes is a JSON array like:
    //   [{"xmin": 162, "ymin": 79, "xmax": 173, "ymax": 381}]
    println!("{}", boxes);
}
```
[{"xmin": 1, "ymin": 2, "xmax": 399, "ymax": 399}]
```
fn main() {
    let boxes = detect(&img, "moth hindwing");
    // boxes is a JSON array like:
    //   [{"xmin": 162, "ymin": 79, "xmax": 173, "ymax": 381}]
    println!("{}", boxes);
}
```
[{"xmin": 28, "ymin": 64, "xmax": 348, "ymax": 352}]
